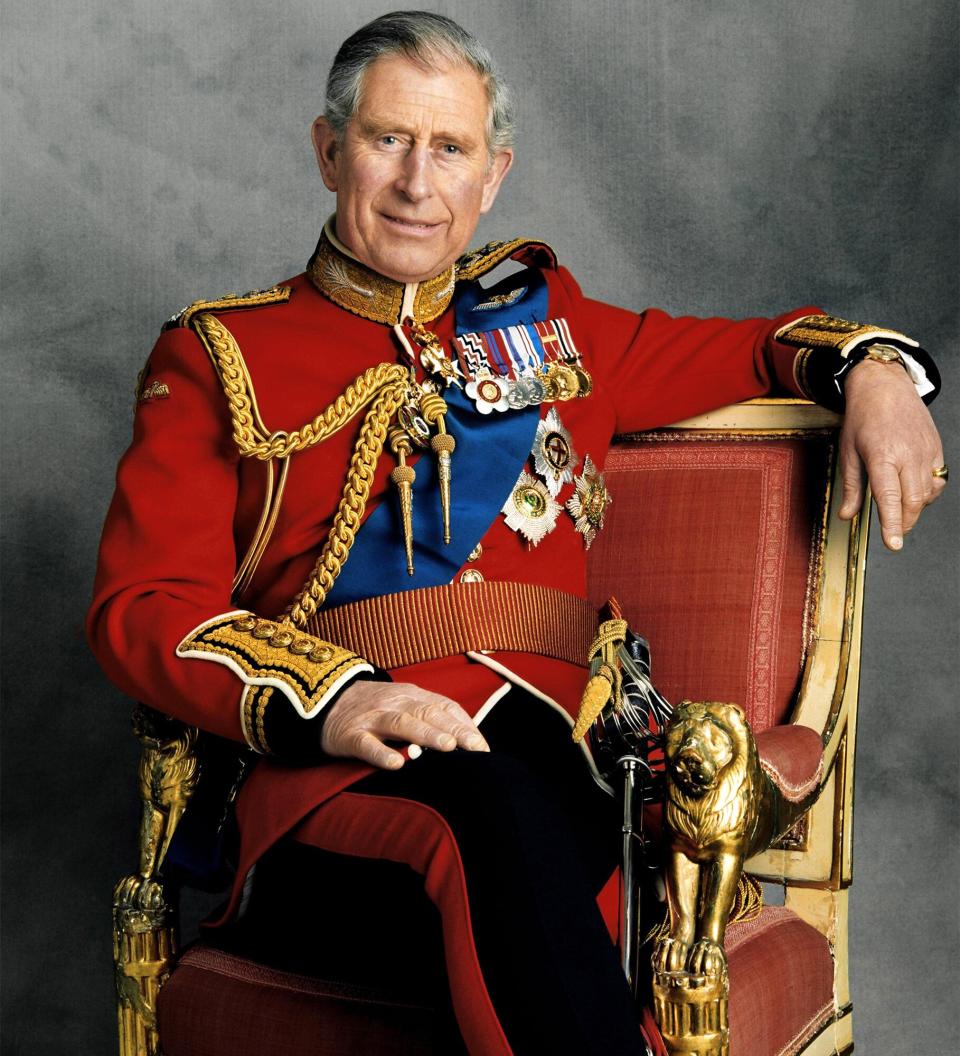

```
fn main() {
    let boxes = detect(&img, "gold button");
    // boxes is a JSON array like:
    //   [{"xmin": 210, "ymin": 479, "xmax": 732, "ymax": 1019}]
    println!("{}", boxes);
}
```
[
  {"xmin": 467, "ymin": 543, "xmax": 483, "ymax": 562},
  {"xmin": 460, "ymin": 569, "xmax": 484, "ymax": 584}
]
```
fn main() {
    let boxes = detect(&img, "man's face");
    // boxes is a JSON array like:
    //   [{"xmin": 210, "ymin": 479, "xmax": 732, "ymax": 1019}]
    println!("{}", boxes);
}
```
[{"xmin": 313, "ymin": 53, "xmax": 513, "ymax": 283}]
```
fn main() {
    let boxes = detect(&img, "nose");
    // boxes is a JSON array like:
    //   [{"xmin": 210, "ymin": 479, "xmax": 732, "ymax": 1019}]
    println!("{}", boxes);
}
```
[
  {"xmin": 678, "ymin": 748, "xmax": 703, "ymax": 769},
  {"xmin": 395, "ymin": 144, "xmax": 433, "ymax": 203}
]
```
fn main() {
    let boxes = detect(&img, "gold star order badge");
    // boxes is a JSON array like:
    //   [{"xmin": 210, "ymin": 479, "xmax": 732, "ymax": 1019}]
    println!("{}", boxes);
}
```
[
  {"xmin": 532, "ymin": 407, "xmax": 579, "ymax": 497},
  {"xmin": 502, "ymin": 471, "xmax": 563, "ymax": 546},
  {"xmin": 566, "ymin": 455, "xmax": 611, "ymax": 549}
]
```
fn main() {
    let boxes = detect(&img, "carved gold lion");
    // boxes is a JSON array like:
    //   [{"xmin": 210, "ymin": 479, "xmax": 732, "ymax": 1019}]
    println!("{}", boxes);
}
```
[{"xmin": 653, "ymin": 700, "xmax": 805, "ymax": 980}]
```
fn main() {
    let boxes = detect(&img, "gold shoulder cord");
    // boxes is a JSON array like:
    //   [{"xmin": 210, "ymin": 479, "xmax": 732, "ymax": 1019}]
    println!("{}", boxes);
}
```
[{"xmin": 189, "ymin": 310, "xmax": 409, "ymax": 624}]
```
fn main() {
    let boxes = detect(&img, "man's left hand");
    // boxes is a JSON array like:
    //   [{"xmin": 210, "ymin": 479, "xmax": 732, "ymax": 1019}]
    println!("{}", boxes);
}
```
[{"xmin": 838, "ymin": 359, "xmax": 946, "ymax": 549}]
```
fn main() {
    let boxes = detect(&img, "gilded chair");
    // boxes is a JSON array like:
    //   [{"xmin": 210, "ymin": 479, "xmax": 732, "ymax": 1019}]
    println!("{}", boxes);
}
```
[{"xmin": 114, "ymin": 398, "xmax": 865, "ymax": 1056}]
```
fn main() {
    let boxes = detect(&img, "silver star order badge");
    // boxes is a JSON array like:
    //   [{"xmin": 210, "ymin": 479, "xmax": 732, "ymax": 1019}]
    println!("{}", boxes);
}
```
[
  {"xmin": 532, "ymin": 407, "xmax": 579, "ymax": 497},
  {"xmin": 566, "ymin": 455, "xmax": 611, "ymax": 549},
  {"xmin": 502, "ymin": 471, "xmax": 562, "ymax": 546}
]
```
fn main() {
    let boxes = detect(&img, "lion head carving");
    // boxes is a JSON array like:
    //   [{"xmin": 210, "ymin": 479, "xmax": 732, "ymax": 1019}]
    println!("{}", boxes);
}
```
[{"xmin": 663, "ymin": 700, "xmax": 764, "ymax": 856}]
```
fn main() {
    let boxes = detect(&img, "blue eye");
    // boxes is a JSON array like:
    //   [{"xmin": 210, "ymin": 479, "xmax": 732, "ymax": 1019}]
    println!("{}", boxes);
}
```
[{"xmin": 442, "ymin": 144, "xmax": 460, "ymax": 155}]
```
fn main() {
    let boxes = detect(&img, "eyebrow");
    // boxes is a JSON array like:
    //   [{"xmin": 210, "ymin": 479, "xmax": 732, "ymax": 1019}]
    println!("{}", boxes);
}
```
[{"xmin": 357, "ymin": 116, "xmax": 481, "ymax": 151}]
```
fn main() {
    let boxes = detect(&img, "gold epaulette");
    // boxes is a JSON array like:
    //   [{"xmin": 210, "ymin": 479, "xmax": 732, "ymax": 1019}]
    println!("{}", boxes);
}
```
[
  {"xmin": 774, "ymin": 313, "xmax": 914, "ymax": 357},
  {"xmin": 457, "ymin": 238, "xmax": 557, "ymax": 281},
  {"xmin": 164, "ymin": 285, "xmax": 292, "ymax": 331}
]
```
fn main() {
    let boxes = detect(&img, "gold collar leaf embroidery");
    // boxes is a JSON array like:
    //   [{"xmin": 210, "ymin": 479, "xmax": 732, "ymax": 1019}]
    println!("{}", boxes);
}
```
[{"xmin": 307, "ymin": 227, "xmax": 456, "ymax": 326}]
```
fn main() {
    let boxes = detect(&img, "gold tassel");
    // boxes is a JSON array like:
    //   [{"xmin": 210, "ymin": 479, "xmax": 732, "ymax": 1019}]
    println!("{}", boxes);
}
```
[
  {"xmin": 572, "ymin": 664, "xmax": 616, "ymax": 742},
  {"xmin": 572, "ymin": 617, "xmax": 628, "ymax": 742},
  {"xmin": 420, "ymin": 392, "xmax": 455, "ymax": 544},
  {"xmin": 389, "ymin": 427, "xmax": 416, "ymax": 575},
  {"xmin": 431, "ymin": 432, "xmax": 456, "ymax": 544}
]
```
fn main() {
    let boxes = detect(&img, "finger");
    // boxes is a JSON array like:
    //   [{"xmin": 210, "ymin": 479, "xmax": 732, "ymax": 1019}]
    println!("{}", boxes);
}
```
[
  {"xmin": 899, "ymin": 464, "xmax": 928, "ymax": 535},
  {"xmin": 348, "ymin": 729, "xmax": 405, "ymax": 770},
  {"xmin": 373, "ymin": 709, "xmax": 458, "ymax": 752},
  {"xmin": 868, "ymin": 462, "xmax": 904, "ymax": 550},
  {"xmin": 411, "ymin": 699, "xmax": 489, "ymax": 751},
  {"xmin": 838, "ymin": 441, "xmax": 866, "ymax": 521},
  {"xmin": 930, "ymin": 451, "xmax": 948, "ymax": 500}
]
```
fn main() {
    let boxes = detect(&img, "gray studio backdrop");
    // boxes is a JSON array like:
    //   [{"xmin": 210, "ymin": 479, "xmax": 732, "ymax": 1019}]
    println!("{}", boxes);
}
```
[{"xmin": 2, "ymin": 0, "xmax": 957, "ymax": 1052}]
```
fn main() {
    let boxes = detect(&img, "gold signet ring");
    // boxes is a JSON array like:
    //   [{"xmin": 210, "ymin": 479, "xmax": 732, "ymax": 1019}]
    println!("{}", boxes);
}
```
[{"xmin": 932, "ymin": 464, "xmax": 949, "ymax": 481}]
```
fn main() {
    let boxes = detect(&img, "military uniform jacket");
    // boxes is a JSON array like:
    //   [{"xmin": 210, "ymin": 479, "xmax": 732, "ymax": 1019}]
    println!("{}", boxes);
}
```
[{"xmin": 89, "ymin": 228, "xmax": 838, "ymax": 910}]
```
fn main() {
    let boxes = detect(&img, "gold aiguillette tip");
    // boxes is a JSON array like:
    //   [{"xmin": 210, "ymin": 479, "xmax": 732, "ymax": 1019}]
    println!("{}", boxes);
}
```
[{"xmin": 389, "ymin": 427, "xmax": 416, "ymax": 575}]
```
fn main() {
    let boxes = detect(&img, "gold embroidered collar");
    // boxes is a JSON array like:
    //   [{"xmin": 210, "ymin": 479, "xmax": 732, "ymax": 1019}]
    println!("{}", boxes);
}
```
[{"xmin": 307, "ymin": 220, "xmax": 456, "ymax": 325}]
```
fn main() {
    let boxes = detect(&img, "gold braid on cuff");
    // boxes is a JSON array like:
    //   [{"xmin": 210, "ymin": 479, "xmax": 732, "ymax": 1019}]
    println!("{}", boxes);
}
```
[
  {"xmin": 176, "ymin": 613, "xmax": 371, "ymax": 727},
  {"xmin": 775, "ymin": 314, "xmax": 918, "ymax": 409}
]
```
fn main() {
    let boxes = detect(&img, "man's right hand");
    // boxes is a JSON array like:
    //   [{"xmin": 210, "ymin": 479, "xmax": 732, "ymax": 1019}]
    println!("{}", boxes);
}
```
[{"xmin": 320, "ymin": 681, "xmax": 490, "ymax": 769}]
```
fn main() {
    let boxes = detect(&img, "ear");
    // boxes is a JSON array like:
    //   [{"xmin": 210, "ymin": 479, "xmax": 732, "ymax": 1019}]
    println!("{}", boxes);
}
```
[
  {"xmin": 312, "ymin": 116, "xmax": 340, "ymax": 192},
  {"xmin": 723, "ymin": 703, "xmax": 746, "ymax": 726},
  {"xmin": 479, "ymin": 148, "xmax": 514, "ymax": 214}
]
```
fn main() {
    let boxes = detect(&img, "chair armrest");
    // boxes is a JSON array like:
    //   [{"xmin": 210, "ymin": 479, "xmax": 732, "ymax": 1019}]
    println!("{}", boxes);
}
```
[{"xmin": 755, "ymin": 725, "xmax": 824, "ymax": 803}]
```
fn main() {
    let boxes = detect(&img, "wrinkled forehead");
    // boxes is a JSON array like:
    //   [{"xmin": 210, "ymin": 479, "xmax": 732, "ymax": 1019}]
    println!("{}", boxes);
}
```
[{"xmin": 353, "ymin": 52, "xmax": 493, "ymax": 145}]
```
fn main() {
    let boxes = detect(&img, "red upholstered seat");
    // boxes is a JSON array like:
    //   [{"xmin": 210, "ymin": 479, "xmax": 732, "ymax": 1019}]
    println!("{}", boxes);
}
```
[
  {"xmin": 726, "ymin": 908, "xmax": 834, "ymax": 1056},
  {"xmin": 157, "ymin": 946, "xmax": 464, "ymax": 1056},
  {"xmin": 157, "ymin": 908, "xmax": 835, "ymax": 1056}
]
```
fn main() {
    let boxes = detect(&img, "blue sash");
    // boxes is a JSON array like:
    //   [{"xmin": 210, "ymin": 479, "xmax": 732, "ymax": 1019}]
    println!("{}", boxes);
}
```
[{"xmin": 324, "ymin": 268, "xmax": 549, "ymax": 606}]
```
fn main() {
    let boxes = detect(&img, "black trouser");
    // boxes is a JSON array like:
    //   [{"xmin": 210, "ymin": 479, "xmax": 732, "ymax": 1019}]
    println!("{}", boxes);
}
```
[{"xmin": 230, "ymin": 689, "xmax": 649, "ymax": 1055}]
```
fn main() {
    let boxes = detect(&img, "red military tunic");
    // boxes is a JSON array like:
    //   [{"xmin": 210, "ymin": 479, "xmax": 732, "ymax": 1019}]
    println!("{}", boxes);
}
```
[{"xmin": 88, "ymin": 230, "xmax": 817, "ymax": 892}]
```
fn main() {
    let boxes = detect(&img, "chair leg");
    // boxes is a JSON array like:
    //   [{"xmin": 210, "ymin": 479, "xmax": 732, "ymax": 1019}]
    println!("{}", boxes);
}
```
[
  {"xmin": 114, "ymin": 709, "xmax": 198, "ymax": 1055},
  {"xmin": 114, "ymin": 876, "xmax": 177, "ymax": 1056}
]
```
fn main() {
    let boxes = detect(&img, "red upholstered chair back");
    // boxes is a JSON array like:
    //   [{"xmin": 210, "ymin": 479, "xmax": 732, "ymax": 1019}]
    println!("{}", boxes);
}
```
[{"xmin": 586, "ymin": 431, "xmax": 833, "ymax": 733}]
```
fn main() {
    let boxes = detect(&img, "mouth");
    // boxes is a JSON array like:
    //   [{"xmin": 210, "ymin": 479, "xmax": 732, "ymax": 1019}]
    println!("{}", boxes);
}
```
[{"xmin": 380, "ymin": 214, "xmax": 443, "ymax": 236}]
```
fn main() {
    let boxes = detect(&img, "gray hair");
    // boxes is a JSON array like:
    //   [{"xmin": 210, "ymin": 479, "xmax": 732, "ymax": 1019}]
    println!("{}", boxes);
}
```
[{"xmin": 324, "ymin": 11, "xmax": 515, "ymax": 154}]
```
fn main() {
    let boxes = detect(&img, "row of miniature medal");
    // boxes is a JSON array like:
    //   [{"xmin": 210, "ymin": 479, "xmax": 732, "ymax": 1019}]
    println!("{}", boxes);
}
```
[
  {"xmin": 456, "ymin": 317, "xmax": 593, "ymax": 413},
  {"xmin": 396, "ymin": 316, "xmax": 594, "ymax": 447},
  {"xmin": 401, "ymin": 316, "xmax": 592, "ymax": 411},
  {"xmin": 503, "ymin": 407, "xmax": 612, "ymax": 550}
]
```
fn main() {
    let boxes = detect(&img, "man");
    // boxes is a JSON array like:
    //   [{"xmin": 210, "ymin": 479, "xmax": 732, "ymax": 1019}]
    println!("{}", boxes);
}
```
[{"xmin": 88, "ymin": 11, "xmax": 945, "ymax": 1055}]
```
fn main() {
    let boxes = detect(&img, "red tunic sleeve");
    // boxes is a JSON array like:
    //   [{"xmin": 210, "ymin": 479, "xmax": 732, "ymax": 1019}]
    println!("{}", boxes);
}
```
[
  {"xmin": 86, "ymin": 326, "xmax": 249, "ymax": 740},
  {"xmin": 550, "ymin": 267, "xmax": 819, "ymax": 433}
]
